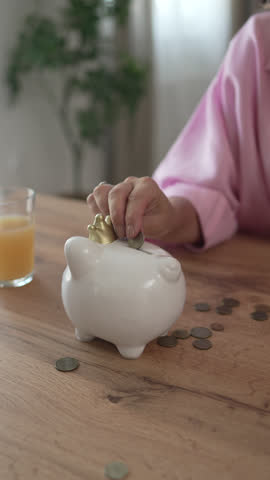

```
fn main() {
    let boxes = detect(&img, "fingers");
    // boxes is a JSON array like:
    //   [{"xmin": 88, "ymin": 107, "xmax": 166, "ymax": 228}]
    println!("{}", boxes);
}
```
[
  {"xmin": 87, "ymin": 182, "xmax": 112, "ymax": 217},
  {"xmin": 125, "ymin": 177, "xmax": 157, "ymax": 238},
  {"xmin": 86, "ymin": 193, "xmax": 100, "ymax": 223},
  {"xmin": 108, "ymin": 179, "xmax": 136, "ymax": 238},
  {"xmin": 92, "ymin": 183, "xmax": 112, "ymax": 215},
  {"xmin": 87, "ymin": 177, "xmax": 158, "ymax": 240}
]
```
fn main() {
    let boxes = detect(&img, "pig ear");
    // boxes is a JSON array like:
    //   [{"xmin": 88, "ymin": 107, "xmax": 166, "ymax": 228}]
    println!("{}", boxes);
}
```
[
  {"xmin": 158, "ymin": 256, "xmax": 182, "ymax": 282},
  {"xmin": 64, "ymin": 236, "xmax": 101, "ymax": 279}
]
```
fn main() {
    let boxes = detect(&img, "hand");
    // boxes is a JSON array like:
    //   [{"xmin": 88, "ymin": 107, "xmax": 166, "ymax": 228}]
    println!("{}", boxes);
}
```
[{"xmin": 87, "ymin": 176, "xmax": 202, "ymax": 245}]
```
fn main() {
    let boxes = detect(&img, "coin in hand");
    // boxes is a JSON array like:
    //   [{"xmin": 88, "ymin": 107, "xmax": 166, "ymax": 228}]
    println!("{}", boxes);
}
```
[{"xmin": 128, "ymin": 231, "xmax": 144, "ymax": 250}]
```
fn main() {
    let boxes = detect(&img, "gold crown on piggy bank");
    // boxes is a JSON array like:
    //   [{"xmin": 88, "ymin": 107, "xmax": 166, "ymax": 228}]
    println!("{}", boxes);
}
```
[{"xmin": 87, "ymin": 213, "xmax": 117, "ymax": 245}]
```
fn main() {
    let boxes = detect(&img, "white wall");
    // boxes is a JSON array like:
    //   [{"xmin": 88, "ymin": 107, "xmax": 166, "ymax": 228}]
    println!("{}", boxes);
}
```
[
  {"xmin": 151, "ymin": 0, "xmax": 248, "ymax": 169},
  {"xmin": 0, "ymin": 0, "xmax": 104, "ymax": 195}
]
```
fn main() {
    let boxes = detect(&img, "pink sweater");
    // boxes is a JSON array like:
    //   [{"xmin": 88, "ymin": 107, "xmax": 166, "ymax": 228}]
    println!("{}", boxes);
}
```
[{"xmin": 153, "ymin": 13, "xmax": 270, "ymax": 249}]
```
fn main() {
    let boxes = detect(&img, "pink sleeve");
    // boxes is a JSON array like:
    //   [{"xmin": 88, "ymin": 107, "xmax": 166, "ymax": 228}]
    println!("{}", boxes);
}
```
[{"xmin": 153, "ymin": 17, "xmax": 260, "ymax": 249}]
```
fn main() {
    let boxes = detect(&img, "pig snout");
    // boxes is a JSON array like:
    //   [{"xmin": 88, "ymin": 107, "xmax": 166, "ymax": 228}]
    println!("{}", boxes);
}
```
[{"xmin": 158, "ymin": 256, "xmax": 182, "ymax": 282}]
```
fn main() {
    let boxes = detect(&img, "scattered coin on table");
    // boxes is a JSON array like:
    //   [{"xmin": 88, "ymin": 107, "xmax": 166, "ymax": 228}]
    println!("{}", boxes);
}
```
[
  {"xmin": 251, "ymin": 311, "xmax": 268, "ymax": 321},
  {"xmin": 172, "ymin": 329, "xmax": 190, "ymax": 339},
  {"xmin": 254, "ymin": 304, "xmax": 270, "ymax": 313},
  {"xmin": 192, "ymin": 339, "xmax": 213, "ymax": 350},
  {"xmin": 222, "ymin": 297, "xmax": 240, "ymax": 308},
  {"xmin": 128, "ymin": 231, "xmax": 144, "ymax": 250},
  {"xmin": 190, "ymin": 327, "xmax": 212, "ymax": 339},
  {"xmin": 105, "ymin": 462, "xmax": 129, "ymax": 480},
  {"xmin": 210, "ymin": 322, "xmax": 224, "ymax": 332},
  {"xmin": 216, "ymin": 305, "xmax": 232, "ymax": 315},
  {"xmin": 194, "ymin": 302, "xmax": 210, "ymax": 312},
  {"xmin": 157, "ymin": 335, "xmax": 178, "ymax": 347},
  {"xmin": 55, "ymin": 357, "xmax": 80, "ymax": 372}
]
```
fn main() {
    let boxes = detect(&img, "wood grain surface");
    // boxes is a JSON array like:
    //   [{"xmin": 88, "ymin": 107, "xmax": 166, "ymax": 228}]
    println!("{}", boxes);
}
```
[{"xmin": 1, "ymin": 194, "xmax": 270, "ymax": 480}]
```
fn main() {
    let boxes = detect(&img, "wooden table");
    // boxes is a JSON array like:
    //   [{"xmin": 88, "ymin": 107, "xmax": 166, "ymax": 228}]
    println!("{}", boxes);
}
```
[{"xmin": 1, "ymin": 195, "xmax": 270, "ymax": 480}]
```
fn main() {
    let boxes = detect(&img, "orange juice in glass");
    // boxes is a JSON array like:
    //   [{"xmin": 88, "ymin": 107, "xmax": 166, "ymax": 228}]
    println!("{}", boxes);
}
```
[{"xmin": 0, "ymin": 187, "xmax": 35, "ymax": 287}]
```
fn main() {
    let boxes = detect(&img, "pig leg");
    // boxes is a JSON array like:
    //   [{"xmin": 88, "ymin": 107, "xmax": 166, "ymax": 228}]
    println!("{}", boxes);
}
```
[
  {"xmin": 75, "ymin": 328, "xmax": 95, "ymax": 342},
  {"xmin": 116, "ymin": 345, "xmax": 146, "ymax": 359}
]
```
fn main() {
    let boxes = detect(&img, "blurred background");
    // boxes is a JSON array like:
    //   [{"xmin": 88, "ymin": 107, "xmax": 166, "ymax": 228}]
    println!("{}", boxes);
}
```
[{"xmin": 0, "ymin": 0, "xmax": 262, "ymax": 199}]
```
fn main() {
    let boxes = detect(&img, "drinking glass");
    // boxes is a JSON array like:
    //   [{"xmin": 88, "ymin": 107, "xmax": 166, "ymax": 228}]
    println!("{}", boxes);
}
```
[{"xmin": 0, "ymin": 187, "xmax": 35, "ymax": 287}]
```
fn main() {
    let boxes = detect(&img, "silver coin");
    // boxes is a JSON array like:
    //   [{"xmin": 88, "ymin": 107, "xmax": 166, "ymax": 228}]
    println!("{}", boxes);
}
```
[
  {"xmin": 192, "ymin": 339, "xmax": 213, "ymax": 350},
  {"xmin": 210, "ymin": 322, "xmax": 224, "ymax": 332},
  {"xmin": 194, "ymin": 302, "xmax": 210, "ymax": 312},
  {"xmin": 55, "ymin": 357, "xmax": 80, "ymax": 372},
  {"xmin": 191, "ymin": 327, "xmax": 212, "ymax": 339},
  {"xmin": 172, "ymin": 329, "xmax": 190, "ymax": 340},
  {"xmin": 216, "ymin": 305, "xmax": 232, "ymax": 315},
  {"xmin": 128, "ymin": 231, "xmax": 144, "ymax": 250},
  {"xmin": 251, "ymin": 311, "xmax": 268, "ymax": 321},
  {"xmin": 105, "ymin": 462, "xmax": 129, "ymax": 480}
]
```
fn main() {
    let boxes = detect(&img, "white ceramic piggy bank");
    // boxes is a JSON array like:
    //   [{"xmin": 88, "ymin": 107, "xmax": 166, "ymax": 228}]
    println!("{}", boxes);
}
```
[{"xmin": 61, "ymin": 215, "xmax": 186, "ymax": 359}]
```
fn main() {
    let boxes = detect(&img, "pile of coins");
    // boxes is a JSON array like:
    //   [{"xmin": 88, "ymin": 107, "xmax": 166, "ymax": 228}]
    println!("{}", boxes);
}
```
[
  {"xmin": 157, "ymin": 325, "xmax": 214, "ymax": 350},
  {"xmin": 215, "ymin": 297, "xmax": 240, "ymax": 316},
  {"xmin": 157, "ymin": 297, "xmax": 270, "ymax": 351}
]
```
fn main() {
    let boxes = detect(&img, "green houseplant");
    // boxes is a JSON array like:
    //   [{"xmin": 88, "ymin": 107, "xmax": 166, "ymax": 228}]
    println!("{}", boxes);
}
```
[{"xmin": 6, "ymin": 0, "xmax": 147, "ymax": 195}]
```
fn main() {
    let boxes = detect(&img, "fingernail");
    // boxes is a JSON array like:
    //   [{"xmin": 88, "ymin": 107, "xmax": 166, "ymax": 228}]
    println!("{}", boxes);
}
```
[
  {"xmin": 115, "ymin": 225, "xmax": 125, "ymax": 239},
  {"xmin": 126, "ymin": 225, "xmax": 135, "ymax": 238}
]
